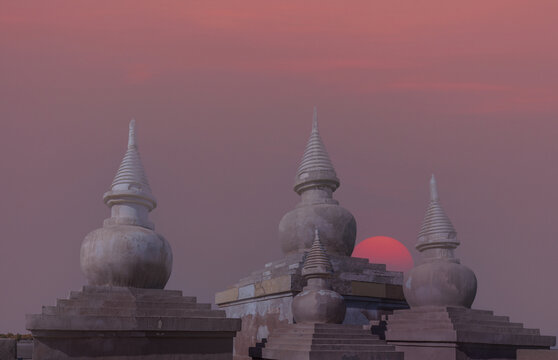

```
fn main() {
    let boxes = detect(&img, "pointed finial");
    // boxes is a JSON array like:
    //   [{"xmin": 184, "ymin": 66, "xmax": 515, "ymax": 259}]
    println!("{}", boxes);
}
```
[
  {"xmin": 312, "ymin": 106, "xmax": 318, "ymax": 132},
  {"xmin": 128, "ymin": 119, "xmax": 137, "ymax": 148},
  {"xmin": 430, "ymin": 174, "xmax": 439, "ymax": 202}
]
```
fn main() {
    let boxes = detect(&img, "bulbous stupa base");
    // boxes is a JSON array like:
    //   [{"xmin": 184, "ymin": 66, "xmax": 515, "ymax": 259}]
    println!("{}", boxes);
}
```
[
  {"xmin": 403, "ymin": 259, "xmax": 477, "ymax": 308},
  {"xmin": 80, "ymin": 225, "xmax": 172, "ymax": 289},
  {"xmin": 279, "ymin": 203, "xmax": 356, "ymax": 256},
  {"xmin": 292, "ymin": 287, "xmax": 346, "ymax": 324}
]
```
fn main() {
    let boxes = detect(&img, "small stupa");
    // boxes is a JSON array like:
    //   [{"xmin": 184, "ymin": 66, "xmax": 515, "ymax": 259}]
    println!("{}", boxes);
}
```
[
  {"xmin": 27, "ymin": 120, "xmax": 241, "ymax": 360},
  {"xmin": 216, "ymin": 109, "xmax": 406, "ymax": 359},
  {"xmin": 250, "ymin": 230, "xmax": 403, "ymax": 360},
  {"xmin": 385, "ymin": 175, "xmax": 555, "ymax": 360},
  {"xmin": 292, "ymin": 229, "xmax": 346, "ymax": 324}
]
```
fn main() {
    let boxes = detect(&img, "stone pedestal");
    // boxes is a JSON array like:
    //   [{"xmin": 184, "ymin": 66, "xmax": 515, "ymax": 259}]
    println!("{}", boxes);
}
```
[
  {"xmin": 249, "ymin": 323, "xmax": 404, "ymax": 360},
  {"xmin": 385, "ymin": 306, "xmax": 556, "ymax": 360},
  {"xmin": 27, "ymin": 286, "xmax": 241, "ymax": 360},
  {"xmin": 517, "ymin": 349, "xmax": 558, "ymax": 359},
  {"xmin": 216, "ymin": 253, "xmax": 407, "ymax": 360}
]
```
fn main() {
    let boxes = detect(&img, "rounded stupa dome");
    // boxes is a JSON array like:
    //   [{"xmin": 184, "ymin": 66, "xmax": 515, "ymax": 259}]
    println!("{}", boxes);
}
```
[
  {"xmin": 279, "ymin": 203, "xmax": 356, "ymax": 256},
  {"xmin": 81, "ymin": 225, "xmax": 172, "ymax": 288},
  {"xmin": 403, "ymin": 260, "xmax": 477, "ymax": 308}
]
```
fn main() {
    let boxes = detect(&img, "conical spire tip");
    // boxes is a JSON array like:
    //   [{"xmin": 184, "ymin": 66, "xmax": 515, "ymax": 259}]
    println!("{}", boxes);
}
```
[
  {"xmin": 430, "ymin": 174, "xmax": 439, "ymax": 202},
  {"xmin": 128, "ymin": 119, "xmax": 137, "ymax": 148},
  {"xmin": 312, "ymin": 106, "xmax": 318, "ymax": 132}
]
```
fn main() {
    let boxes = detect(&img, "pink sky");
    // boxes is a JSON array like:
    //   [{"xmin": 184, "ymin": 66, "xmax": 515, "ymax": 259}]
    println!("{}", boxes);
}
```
[{"xmin": 1, "ymin": 1, "xmax": 558, "ymax": 336}]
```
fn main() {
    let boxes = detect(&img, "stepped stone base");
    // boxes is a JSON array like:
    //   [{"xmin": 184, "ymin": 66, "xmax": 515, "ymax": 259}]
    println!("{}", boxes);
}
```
[
  {"xmin": 249, "ymin": 323, "xmax": 404, "ymax": 360},
  {"xmin": 26, "ymin": 285, "xmax": 241, "ymax": 360},
  {"xmin": 517, "ymin": 349, "xmax": 558, "ymax": 359},
  {"xmin": 385, "ymin": 306, "xmax": 556, "ymax": 360},
  {"xmin": 216, "ymin": 253, "xmax": 408, "ymax": 360}
]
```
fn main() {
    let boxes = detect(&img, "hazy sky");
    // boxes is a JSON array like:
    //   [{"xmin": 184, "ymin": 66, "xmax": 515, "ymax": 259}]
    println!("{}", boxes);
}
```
[{"xmin": 1, "ymin": 1, "xmax": 558, "ymax": 336}]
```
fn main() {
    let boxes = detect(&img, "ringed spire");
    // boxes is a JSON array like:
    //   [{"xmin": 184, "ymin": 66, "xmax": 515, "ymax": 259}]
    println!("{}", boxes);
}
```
[
  {"xmin": 104, "ymin": 119, "xmax": 156, "ymax": 211},
  {"xmin": 417, "ymin": 175, "xmax": 457, "ymax": 249},
  {"xmin": 302, "ymin": 229, "xmax": 333, "ymax": 278},
  {"xmin": 294, "ymin": 107, "xmax": 339, "ymax": 194}
]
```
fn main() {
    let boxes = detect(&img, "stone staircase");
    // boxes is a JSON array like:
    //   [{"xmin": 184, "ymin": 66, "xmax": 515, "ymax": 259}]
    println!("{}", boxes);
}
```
[
  {"xmin": 250, "ymin": 323, "xmax": 404, "ymax": 360},
  {"xmin": 386, "ymin": 306, "xmax": 555, "ymax": 346}
]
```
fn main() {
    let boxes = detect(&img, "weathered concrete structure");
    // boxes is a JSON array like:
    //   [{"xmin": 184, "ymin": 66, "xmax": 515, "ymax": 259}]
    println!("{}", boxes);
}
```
[
  {"xmin": 26, "ymin": 120, "xmax": 240, "ymax": 359},
  {"xmin": 216, "ymin": 109, "xmax": 407, "ymax": 360},
  {"xmin": 250, "ymin": 230, "xmax": 404, "ymax": 360},
  {"xmin": 385, "ymin": 175, "xmax": 555, "ymax": 359}
]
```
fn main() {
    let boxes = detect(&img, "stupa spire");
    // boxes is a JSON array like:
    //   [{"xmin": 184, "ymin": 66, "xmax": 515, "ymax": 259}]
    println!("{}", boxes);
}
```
[
  {"xmin": 417, "ymin": 174, "xmax": 457, "ymax": 250},
  {"xmin": 105, "ymin": 119, "xmax": 156, "ymax": 212},
  {"xmin": 302, "ymin": 229, "xmax": 333, "ymax": 279},
  {"xmin": 294, "ymin": 107, "xmax": 339, "ymax": 194}
]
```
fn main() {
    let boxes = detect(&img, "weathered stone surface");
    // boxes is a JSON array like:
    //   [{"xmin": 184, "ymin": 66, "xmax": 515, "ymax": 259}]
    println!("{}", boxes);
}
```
[
  {"xmin": 385, "ymin": 306, "xmax": 556, "ymax": 359},
  {"xmin": 216, "ymin": 253, "xmax": 407, "ymax": 359},
  {"xmin": 16, "ymin": 340, "xmax": 32, "ymax": 359},
  {"xmin": 27, "ymin": 285, "xmax": 241, "ymax": 359},
  {"xmin": 0, "ymin": 339, "xmax": 16, "ymax": 359},
  {"xmin": 217, "ymin": 110, "xmax": 407, "ymax": 359},
  {"xmin": 517, "ymin": 349, "xmax": 558, "ymax": 359},
  {"xmin": 250, "ymin": 323, "xmax": 404, "ymax": 360}
]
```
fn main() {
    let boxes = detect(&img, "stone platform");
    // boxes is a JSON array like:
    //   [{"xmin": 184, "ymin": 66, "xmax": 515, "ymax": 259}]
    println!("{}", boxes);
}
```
[
  {"xmin": 385, "ymin": 306, "xmax": 556, "ymax": 360},
  {"xmin": 26, "ymin": 285, "xmax": 241, "ymax": 360},
  {"xmin": 216, "ymin": 253, "xmax": 408, "ymax": 360},
  {"xmin": 249, "ymin": 323, "xmax": 404, "ymax": 360}
]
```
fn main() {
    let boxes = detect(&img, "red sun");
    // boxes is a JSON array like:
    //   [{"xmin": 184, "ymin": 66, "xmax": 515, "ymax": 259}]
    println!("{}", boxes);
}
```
[{"xmin": 352, "ymin": 236, "xmax": 414, "ymax": 272}]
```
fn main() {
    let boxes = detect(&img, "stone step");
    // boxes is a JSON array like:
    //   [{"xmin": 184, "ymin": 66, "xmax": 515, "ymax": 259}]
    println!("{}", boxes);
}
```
[
  {"xmin": 264, "ymin": 343, "xmax": 398, "ymax": 352},
  {"xmin": 387, "ymin": 318, "xmax": 523, "ymax": 328},
  {"xmin": 261, "ymin": 348, "xmax": 404, "ymax": 360},
  {"xmin": 393, "ymin": 307, "xmax": 493, "ymax": 315},
  {"xmin": 69, "ymin": 291, "xmax": 196, "ymax": 303},
  {"xmin": 387, "ymin": 320, "xmax": 539, "ymax": 335},
  {"xmin": 268, "ymin": 333, "xmax": 381, "ymax": 341},
  {"xmin": 56, "ymin": 299, "xmax": 205, "ymax": 310},
  {"xmin": 388, "ymin": 311, "xmax": 510, "ymax": 323},
  {"xmin": 81, "ymin": 286, "xmax": 184, "ymax": 298},
  {"xmin": 266, "ymin": 337, "xmax": 387, "ymax": 345},
  {"xmin": 43, "ymin": 306, "xmax": 225, "ymax": 318},
  {"xmin": 273, "ymin": 326, "xmax": 368, "ymax": 334},
  {"xmin": 271, "ymin": 330, "xmax": 375, "ymax": 339}
]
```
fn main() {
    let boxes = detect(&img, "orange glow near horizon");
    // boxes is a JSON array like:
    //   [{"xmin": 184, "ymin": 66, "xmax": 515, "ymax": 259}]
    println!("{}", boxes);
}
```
[{"xmin": 352, "ymin": 236, "xmax": 414, "ymax": 272}]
